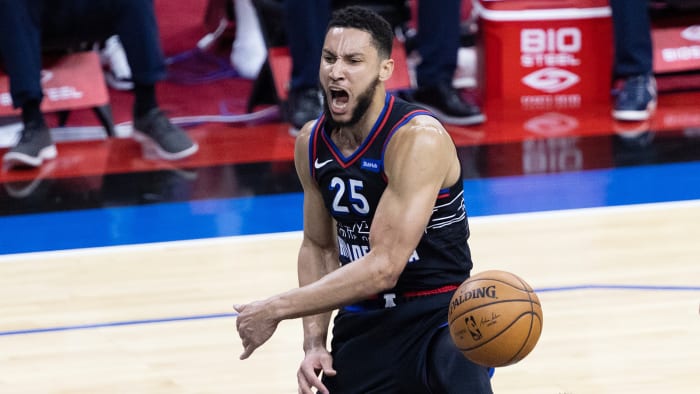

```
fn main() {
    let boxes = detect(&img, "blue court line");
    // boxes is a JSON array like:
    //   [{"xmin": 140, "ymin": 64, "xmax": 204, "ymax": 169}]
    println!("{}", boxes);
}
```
[
  {"xmin": 2, "ymin": 161, "xmax": 700, "ymax": 255},
  {"xmin": 1, "ymin": 284, "xmax": 697, "ymax": 338},
  {"xmin": 535, "ymin": 284, "xmax": 700, "ymax": 292},
  {"xmin": 0, "ymin": 312, "xmax": 237, "ymax": 337}
]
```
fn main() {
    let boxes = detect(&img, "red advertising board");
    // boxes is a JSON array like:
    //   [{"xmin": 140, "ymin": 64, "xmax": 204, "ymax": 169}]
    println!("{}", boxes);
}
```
[
  {"xmin": 652, "ymin": 24, "xmax": 700, "ymax": 74},
  {"xmin": 476, "ymin": 0, "xmax": 613, "ymax": 111}
]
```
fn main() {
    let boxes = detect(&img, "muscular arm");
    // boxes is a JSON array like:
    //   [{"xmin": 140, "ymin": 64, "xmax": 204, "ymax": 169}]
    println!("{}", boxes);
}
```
[{"xmin": 369, "ymin": 116, "xmax": 461, "ymax": 280}]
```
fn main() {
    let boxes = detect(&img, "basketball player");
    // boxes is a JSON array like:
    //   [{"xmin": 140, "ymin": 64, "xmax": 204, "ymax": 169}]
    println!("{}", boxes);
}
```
[{"xmin": 234, "ymin": 6, "xmax": 492, "ymax": 393}]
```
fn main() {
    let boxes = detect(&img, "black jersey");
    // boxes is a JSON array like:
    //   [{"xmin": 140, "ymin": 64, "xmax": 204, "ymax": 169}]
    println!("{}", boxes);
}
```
[{"xmin": 308, "ymin": 93, "xmax": 473, "ymax": 293}]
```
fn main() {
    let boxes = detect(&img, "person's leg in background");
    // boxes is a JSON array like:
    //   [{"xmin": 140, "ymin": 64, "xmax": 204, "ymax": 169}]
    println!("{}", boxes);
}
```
[
  {"xmin": 284, "ymin": 0, "xmax": 330, "ymax": 135},
  {"xmin": 74, "ymin": 0, "xmax": 198, "ymax": 160},
  {"xmin": 411, "ymin": 0, "xmax": 484, "ymax": 126},
  {"xmin": 0, "ymin": 0, "xmax": 57, "ymax": 168},
  {"xmin": 101, "ymin": 35, "xmax": 134, "ymax": 91},
  {"xmin": 231, "ymin": 0, "xmax": 266, "ymax": 79},
  {"xmin": 108, "ymin": 0, "xmax": 198, "ymax": 160},
  {"xmin": 610, "ymin": 0, "xmax": 655, "ymax": 121}
]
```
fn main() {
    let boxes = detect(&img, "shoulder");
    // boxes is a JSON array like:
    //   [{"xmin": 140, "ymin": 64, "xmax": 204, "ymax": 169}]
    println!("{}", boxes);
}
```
[
  {"xmin": 294, "ymin": 119, "xmax": 319, "ymax": 156},
  {"xmin": 383, "ymin": 114, "xmax": 456, "ymax": 168},
  {"xmin": 295, "ymin": 121, "xmax": 313, "ymax": 146},
  {"xmin": 293, "ymin": 119, "xmax": 320, "ymax": 183},
  {"xmin": 391, "ymin": 114, "xmax": 450, "ymax": 147}
]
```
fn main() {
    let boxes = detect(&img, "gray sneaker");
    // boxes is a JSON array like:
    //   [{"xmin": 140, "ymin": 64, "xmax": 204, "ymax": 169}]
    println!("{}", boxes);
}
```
[
  {"xmin": 3, "ymin": 124, "xmax": 57, "ymax": 168},
  {"xmin": 132, "ymin": 109, "xmax": 198, "ymax": 161}
]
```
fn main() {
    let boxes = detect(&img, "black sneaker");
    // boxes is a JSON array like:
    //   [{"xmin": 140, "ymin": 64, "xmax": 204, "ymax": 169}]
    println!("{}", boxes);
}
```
[
  {"xmin": 612, "ymin": 74, "xmax": 657, "ymax": 121},
  {"xmin": 2, "ymin": 124, "xmax": 57, "ymax": 168},
  {"xmin": 412, "ymin": 82, "xmax": 485, "ymax": 126},
  {"xmin": 132, "ymin": 108, "xmax": 198, "ymax": 161},
  {"xmin": 286, "ymin": 87, "xmax": 322, "ymax": 136}
]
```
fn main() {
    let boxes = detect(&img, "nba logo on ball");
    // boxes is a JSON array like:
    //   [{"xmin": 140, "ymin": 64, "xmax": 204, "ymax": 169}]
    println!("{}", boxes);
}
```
[{"xmin": 448, "ymin": 270, "xmax": 543, "ymax": 367}]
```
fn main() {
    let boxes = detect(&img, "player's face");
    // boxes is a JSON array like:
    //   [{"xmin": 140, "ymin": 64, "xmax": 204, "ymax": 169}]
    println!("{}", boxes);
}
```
[{"xmin": 319, "ymin": 27, "xmax": 389, "ymax": 126}]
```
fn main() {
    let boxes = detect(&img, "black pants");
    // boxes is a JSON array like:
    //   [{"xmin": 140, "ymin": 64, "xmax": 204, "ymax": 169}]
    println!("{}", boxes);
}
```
[
  {"xmin": 610, "ymin": 0, "xmax": 652, "ymax": 78},
  {"xmin": 283, "ymin": 0, "xmax": 461, "ymax": 90},
  {"xmin": 323, "ymin": 291, "xmax": 493, "ymax": 394},
  {"xmin": 0, "ymin": 0, "xmax": 165, "ymax": 108}
]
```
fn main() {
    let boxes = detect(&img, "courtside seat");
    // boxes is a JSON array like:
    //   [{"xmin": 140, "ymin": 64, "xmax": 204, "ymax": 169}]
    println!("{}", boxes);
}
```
[{"xmin": 0, "ymin": 37, "xmax": 115, "ymax": 136}]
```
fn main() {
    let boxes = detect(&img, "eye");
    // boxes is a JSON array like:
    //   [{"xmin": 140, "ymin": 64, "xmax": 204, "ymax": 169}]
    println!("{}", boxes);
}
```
[{"xmin": 323, "ymin": 55, "xmax": 336, "ymax": 64}]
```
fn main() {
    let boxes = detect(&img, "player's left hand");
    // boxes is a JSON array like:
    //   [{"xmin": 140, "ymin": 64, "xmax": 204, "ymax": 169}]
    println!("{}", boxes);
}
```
[
  {"xmin": 234, "ymin": 300, "xmax": 279, "ymax": 359},
  {"xmin": 298, "ymin": 347, "xmax": 336, "ymax": 394}
]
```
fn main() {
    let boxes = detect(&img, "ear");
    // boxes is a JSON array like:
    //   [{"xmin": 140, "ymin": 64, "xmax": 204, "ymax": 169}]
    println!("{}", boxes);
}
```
[{"xmin": 378, "ymin": 58, "xmax": 394, "ymax": 82}]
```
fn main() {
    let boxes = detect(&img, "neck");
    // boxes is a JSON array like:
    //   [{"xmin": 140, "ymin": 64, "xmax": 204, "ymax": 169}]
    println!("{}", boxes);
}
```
[{"xmin": 333, "ymin": 89, "xmax": 388, "ymax": 143}]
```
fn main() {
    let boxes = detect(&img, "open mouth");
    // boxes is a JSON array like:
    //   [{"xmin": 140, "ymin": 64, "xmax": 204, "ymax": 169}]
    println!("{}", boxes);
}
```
[{"xmin": 329, "ymin": 87, "xmax": 349, "ymax": 111}]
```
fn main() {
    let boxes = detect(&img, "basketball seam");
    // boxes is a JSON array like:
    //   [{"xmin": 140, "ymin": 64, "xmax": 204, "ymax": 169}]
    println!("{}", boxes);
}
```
[
  {"xmin": 468, "ymin": 275, "xmax": 535, "ymax": 293},
  {"xmin": 503, "ymin": 275, "xmax": 542, "ymax": 365}
]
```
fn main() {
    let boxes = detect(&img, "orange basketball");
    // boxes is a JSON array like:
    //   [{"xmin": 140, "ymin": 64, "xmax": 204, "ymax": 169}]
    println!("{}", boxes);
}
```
[{"xmin": 448, "ymin": 270, "xmax": 543, "ymax": 367}]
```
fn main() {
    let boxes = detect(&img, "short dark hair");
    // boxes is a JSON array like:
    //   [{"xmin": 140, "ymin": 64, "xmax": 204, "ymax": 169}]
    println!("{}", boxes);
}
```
[{"xmin": 327, "ymin": 6, "xmax": 393, "ymax": 59}]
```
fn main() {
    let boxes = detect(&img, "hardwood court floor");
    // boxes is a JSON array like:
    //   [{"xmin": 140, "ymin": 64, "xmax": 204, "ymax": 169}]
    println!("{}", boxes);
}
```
[
  {"xmin": 1, "ymin": 2, "xmax": 700, "ymax": 392},
  {"xmin": 1, "ymin": 201, "xmax": 698, "ymax": 394}
]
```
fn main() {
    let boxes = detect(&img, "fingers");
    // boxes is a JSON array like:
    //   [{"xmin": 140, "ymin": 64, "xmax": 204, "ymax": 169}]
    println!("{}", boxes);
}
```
[
  {"xmin": 320, "ymin": 357, "xmax": 337, "ymax": 377},
  {"xmin": 297, "ymin": 370, "xmax": 313, "ymax": 394},
  {"xmin": 297, "ymin": 366, "xmax": 329, "ymax": 394},
  {"xmin": 239, "ymin": 349, "xmax": 251, "ymax": 360},
  {"xmin": 234, "ymin": 302, "xmax": 276, "ymax": 360},
  {"xmin": 234, "ymin": 303, "xmax": 251, "ymax": 358},
  {"xmin": 239, "ymin": 342, "xmax": 255, "ymax": 360}
]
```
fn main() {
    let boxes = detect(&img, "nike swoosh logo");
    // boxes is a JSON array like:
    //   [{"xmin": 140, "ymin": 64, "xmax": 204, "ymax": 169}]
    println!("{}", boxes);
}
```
[{"xmin": 314, "ymin": 159, "xmax": 333, "ymax": 169}]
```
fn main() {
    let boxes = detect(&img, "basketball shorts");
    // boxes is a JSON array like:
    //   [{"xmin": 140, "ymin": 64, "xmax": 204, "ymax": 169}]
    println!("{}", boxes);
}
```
[{"xmin": 322, "ymin": 291, "xmax": 494, "ymax": 394}]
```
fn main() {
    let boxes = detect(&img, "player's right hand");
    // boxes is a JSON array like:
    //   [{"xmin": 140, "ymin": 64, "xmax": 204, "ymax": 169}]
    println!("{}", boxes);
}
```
[{"xmin": 297, "ymin": 347, "xmax": 336, "ymax": 394}]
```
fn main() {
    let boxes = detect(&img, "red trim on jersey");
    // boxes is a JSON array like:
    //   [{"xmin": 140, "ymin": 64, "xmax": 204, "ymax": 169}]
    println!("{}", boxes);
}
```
[
  {"xmin": 367, "ymin": 284, "xmax": 459, "ymax": 300},
  {"xmin": 403, "ymin": 284, "xmax": 459, "ymax": 298}
]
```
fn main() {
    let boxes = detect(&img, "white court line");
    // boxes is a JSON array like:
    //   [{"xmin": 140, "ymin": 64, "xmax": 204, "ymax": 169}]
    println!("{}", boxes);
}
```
[
  {"xmin": 1, "ymin": 199, "xmax": 699, "ymax": 263},
  {"xmin": 469, "ymin": 198, "xmax": 700, "ymax": 223}
]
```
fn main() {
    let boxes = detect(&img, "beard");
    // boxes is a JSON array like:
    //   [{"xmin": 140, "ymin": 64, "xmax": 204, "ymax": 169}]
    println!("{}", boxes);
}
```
[{"xmin": 323, "ymin": 77, "xmax": 380, "ymax": 131}]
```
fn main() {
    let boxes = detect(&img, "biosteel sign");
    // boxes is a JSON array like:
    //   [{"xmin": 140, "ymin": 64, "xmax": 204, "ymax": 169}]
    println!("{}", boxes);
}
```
[
  {"xmin": 653, "ymin": 24, "xmax": 700, "ymax": 74},
  {"xmin": 477, "ymin": 1, "xmax": 613, "ymax": 111}
]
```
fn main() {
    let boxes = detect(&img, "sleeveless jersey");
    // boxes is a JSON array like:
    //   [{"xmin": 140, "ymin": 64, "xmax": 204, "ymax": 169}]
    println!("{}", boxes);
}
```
[{"xmin": 308, "ymin": 93, "xmax": 473, "ymax": 293}]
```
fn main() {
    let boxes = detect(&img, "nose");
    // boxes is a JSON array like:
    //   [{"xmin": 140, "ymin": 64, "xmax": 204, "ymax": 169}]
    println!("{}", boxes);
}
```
[{"xmin": 329, "ymin": 60, "xmax": 345, "ymax": 81}]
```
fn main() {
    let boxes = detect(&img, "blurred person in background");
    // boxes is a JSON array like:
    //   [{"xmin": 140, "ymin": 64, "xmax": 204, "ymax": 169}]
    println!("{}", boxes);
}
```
[
  {"xmin": 610, "ymin": 0, "xmax": 656, "ymax": 121},
  {"xmin": 283, "ymin": 0, "xmax": 485, "ymax": 136},
  {"xmin": 0, "ymin": 0, "xmax": 198, "ymax": 169}
]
